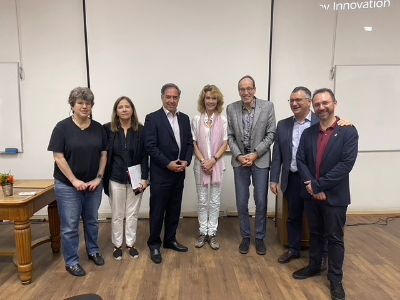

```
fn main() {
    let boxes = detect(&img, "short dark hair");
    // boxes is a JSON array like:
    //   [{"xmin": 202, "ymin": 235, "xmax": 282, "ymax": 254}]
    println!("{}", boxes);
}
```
[
  {"xmin": 291, "ymin": 86, "xmax": 311, "ymax": 99},
  {"xmin": 312, "ymin": 88, "xmax": 336, "ymax": 102},
  {"xmin": 68, "ymin": 87, "xmax": 94, "ymax": 107},
  {"xmin": 161, "ymin": 83, "xmax": 181, "ymax": 96},
  {"xmin": 238, "ymin": 75, "xmax": 256, "ymax": 89}
]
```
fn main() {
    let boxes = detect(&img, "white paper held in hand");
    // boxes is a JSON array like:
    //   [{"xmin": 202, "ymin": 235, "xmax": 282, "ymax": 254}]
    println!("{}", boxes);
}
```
[{"xmin": 128, "ymin": 164, "xmax": 142, "ymax": 190}]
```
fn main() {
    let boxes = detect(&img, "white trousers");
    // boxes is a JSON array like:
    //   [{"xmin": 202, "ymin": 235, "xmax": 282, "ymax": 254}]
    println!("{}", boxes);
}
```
[
  {"xmin": 194, "ymin": 160, "xmax": 222, "ymax": 236},
  {"xmin": 109, "ymin": 180, "xmax": 142, "ymax": 248}
]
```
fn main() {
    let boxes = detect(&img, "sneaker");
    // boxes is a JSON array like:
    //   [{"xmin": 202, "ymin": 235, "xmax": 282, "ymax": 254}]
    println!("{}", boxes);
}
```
[
  {"xmin": 330, "ymin": 282, "xmax": 345, "ymax": 300},
  {"xmin": 239, "ymin": 238, "xmax": 250, "ymax": 254},
  {"xmin": 128, "ymin": 246, "xmax": 139, "ymax": 259},
  {"xmin": 113, "ymin": 247, "xmax": 123, "ymax": 260},
  {"xmin": 195, "ymin": 234, "xmax": 208, "ymax": 248},
  {"xmin": 65, "ymin": 264, "xmax": 86, "ymax": 277},
  {"xmin": 88, "ymin": 253, "xmax": 105, "ymax": 265},
  {"xmin": 255, "ymin": 238, "xmax": 266, "ymax": 255},
  {"xmin": 208, "ymin": 235, "xmax": 220, "ymax": 250}
]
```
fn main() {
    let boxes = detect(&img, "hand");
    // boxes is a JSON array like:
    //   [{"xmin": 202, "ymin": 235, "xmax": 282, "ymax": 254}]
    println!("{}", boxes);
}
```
[
  {"xmin": 178, "ymin": 160, "xmax": 188, "ymax": 168},
  {"xmin": 270, "ymin": 182, "xmax": 281, "ymax": 195},
  {"xmin": 337, "ymin": 119, "xmax": 352, "ymax": 127},
  {"xmin": 71, "ymin": 179, "xmax": 88, "ymax": 191},
  {"xmin": 313, "ymin": 192, "xmax": 327, "ymax": 201},
  {"xmin": 202, "ymin": 158, "xmax": 215, "ymax": 173},
  {"xmin": 86, "ymin": 177, "xmax": 102, "ymax": 191},
  {"xmin": 140, "ymin": 180, "xmax": 149, "ymax": 191},
  {"xmin": 246, "ymin": 152, "xmax": 258, "ymax": 165},
  {"xmin": 238, "ymin": 155, "xmax": 249, "ymax": 166},
  {"xmin": 241, "ymin": 152, "xmax": 257, "ymax": 167},
  {"xmin": 305, "ymin": 182, "xmax": 314, "ymax": 195},
  {"xmin": 167, "ymin": 160, "xmax": 186, "ymax": 172}
]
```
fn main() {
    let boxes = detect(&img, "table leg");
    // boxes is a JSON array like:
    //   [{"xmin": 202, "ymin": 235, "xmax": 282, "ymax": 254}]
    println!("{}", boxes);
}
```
[
  {"xmin": 15, "ymin": 220, "xmax": 32, "ymax": 284},
  {"xmin": 48, "ymin": 201, "xmax": 60, "ymax": 253}
]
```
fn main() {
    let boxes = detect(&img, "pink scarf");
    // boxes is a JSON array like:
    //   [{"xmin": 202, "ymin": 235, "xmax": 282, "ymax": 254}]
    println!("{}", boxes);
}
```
[{"xmin": 197, "ymin": 113, "xmax": 225, "ymax": 186}]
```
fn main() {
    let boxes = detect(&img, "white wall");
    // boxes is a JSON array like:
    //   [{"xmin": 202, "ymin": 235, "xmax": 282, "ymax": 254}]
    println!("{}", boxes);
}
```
[
  {"xmin": 1, "ymin": 0, "xmax": 399, "ymax": 216},
  {"xmin": 0, "ymin": 0, "xmax": 87, "ymax": 214},
  {"xmin": 270, "ymin": 0, "xmax": 400, "ymax": 212},
  {"xmin": 84, "ymin": 0, "xmax": 272, "ymax": 215}
]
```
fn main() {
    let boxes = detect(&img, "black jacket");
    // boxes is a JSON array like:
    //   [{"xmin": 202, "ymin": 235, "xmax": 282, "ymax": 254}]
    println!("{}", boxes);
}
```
[{"xmin": 103, "ymin": 122, "xmax": 149, "ymax": 196}]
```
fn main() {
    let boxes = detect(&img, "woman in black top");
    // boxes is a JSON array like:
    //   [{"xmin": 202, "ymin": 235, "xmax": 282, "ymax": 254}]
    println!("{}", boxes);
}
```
[
  {"xmin": 103, "ymin": 96, "xmax": 149, "ymax": 260},
  {"xmin": 48, "ymin": 87, "xmax": 107, "ymax": 277}
]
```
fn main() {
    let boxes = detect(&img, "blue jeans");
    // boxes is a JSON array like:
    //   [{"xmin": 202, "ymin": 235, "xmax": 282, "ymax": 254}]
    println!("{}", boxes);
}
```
[
  {"xmin": 55, "ymin": 180, "xmax": 102, "ymax": 266},
  {"xmin": 233, "ymin": 165, "xmax": 269, "ymax": 240}
]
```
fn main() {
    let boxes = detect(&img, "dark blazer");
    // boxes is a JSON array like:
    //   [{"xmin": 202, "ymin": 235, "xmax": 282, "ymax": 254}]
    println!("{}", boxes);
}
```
[
  {"xmin": 270, "ymin": 112, "xmax": 319, "ymax": 193},
  {"xmin": 296, "ymin": 123, "xmax": 358, "ymax": 206},
  {"xmin": 143, "ymin": 108, "xmax": 194, "ymax": 184},
  {"xmin": 103, "ymin": 122, "xmax": 149, "ymax": 196}
]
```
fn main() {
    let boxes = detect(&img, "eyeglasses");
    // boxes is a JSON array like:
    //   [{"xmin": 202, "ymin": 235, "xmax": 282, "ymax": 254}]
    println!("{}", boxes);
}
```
[
  {"xmin": 288, "ymin": 98, "xmax": 309, "ymax": 104},
  {"xmin": 239, "ymin": 87, "xmax": 255, "ymax": 94}
]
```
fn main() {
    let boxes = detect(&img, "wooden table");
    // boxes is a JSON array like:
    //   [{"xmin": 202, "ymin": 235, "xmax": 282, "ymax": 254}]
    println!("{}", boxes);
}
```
[{"xmin": 0, "ymin": 180, "xmax": 60, "ymax": 284}]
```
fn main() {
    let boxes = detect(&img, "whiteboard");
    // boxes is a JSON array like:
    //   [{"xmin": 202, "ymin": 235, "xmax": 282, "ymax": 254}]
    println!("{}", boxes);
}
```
[
  {"xmin": 334, "ymin": 65, "xmax": 400, "ymax": 151},
  {"xmin": 0, "ymin": 62, "xmax": 23, "ymax": 152}
]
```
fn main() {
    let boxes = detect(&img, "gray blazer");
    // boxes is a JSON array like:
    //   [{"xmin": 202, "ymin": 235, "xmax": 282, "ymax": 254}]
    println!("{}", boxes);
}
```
[
  {"xmin": 227, "ymin": 98, "xmax": 276, "ymax": 168},
  {"xmin": 270, "ymin": 112, "xmax": 319, "ymax": 193}
]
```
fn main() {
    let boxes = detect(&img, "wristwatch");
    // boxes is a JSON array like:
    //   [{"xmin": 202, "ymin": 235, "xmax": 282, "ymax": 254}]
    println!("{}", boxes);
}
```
[{"xmin": 97, "ymin": 174, "xmax": 103, "ymax": 180}]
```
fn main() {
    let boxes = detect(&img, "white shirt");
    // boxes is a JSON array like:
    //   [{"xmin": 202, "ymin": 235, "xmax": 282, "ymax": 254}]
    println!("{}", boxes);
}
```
[
  {"xmin": 163, "ymin": 107, "xmax": 181, "ymax": 158},
  {"xmin": 191, "ymin": 113, "xmax": 228, "ymax": 159},
  {"xmin": 290, "ymin": 111, "xmax": 312, "ymax": 172}
]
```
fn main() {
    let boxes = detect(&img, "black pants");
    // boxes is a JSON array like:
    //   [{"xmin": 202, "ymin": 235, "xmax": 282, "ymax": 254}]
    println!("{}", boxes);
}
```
[
  {"xmin": 305, "ymin": 199, "xmax": 347, "ymax": 283},
  {"xmin": 284, "ymin": 172, "xmax": 305, "ymax": 254},
  {"xmin": 147, "ymin": 176, "xmax": 184, "ymax": 250}
]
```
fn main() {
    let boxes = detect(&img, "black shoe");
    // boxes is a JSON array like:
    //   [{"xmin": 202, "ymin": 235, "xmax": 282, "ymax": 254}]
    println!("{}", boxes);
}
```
[
  {"xmin": 278, "ymin": 249, "xmax": 300, "ymax": 264},
  {"xmin": 330, "ymin": 282, "xmax": 345, "ymax": 300},
  {"xmin": 88, "ymin": 253, "xmax": 105, "ymax": 266},
  {"xmin": 163, "ymin": 241, "xmax": 188, "ymax": 252},
  {"xmin": 255, "ymin": 238, "xmax": 266, "ymax": 255},
  {"xmin": 113, "ymin": 247, "xmax": 123, "ymax": 260},
  {"xmin": 239, "ymin": 238, "xmax": 250, "ymax": 254},
  {"xmin": 150, "ymin": 248, "xmax": 162, "ymax": 264},
  {"xmin": 321, "ymin": 256, "xmax": 328, "ymax": 272},
  {"xmin": 292, "ymin": 266, "xmax": 321, "ymax": 280},
  {"xmin": 128, "ymin": 246, "xmax": 139, "ymax": 259},
  {"xmin": 65, "ymin": 264, "xmax": 86, "ymax": 277}
]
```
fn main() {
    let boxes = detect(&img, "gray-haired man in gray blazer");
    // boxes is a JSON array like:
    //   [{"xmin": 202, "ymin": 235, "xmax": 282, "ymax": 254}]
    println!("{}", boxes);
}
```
[{"xmin": 227, "ymin": 75, "xmax": 276, "ymax": 255}]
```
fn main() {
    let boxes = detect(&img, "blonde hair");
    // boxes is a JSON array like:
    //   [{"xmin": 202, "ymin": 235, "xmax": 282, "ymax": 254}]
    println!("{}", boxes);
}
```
[{"xmin": 197, "ymin": 84, "xmax": 224, "ymax": 114}]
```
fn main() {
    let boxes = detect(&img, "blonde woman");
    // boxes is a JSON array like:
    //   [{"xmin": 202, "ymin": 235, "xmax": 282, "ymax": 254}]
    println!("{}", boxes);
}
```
[{"xmin": 191, "ymin": 85, "xmax": 228, "ymax": 250}]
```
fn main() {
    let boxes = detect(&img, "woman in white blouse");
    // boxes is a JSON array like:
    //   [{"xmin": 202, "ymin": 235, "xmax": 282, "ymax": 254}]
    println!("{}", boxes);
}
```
[{"xmin": 191, "ymin": 85, "xmax": 228, "ymax": 250}]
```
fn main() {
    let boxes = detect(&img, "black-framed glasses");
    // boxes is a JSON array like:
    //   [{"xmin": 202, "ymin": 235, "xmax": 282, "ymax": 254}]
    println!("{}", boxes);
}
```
[
  {"xmin": 239, "ymin": 87, "xmax": 255, "ymax": 94},
  {"xmin": 288, "ymin": 98, "xmax": 309, "ymax": 104}
]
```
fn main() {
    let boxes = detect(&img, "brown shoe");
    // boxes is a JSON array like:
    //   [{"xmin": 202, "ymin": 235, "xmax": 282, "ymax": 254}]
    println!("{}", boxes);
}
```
[{"xmin": 278, "ymin": 250, "xmax": 300, "ymax": 264}]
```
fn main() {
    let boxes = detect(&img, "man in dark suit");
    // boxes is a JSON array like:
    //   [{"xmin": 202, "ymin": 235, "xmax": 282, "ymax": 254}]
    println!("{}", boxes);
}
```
[
  {"xmin": 270, "ymin": 86, "xmax": 319, "ymax": 263},
  {"xmin": 293, "ymin": 88, "xmax": 358, "ymax": 300},
  {"xmin": 144, "ymin": 83, "xmax": 194, "ymax": 264}
]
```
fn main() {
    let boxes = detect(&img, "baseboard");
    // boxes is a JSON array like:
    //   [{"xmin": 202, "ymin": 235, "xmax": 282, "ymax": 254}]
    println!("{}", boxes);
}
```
[{"xmin": 26, "ymin": 210, "xmax": 400, "ymax": 222}]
